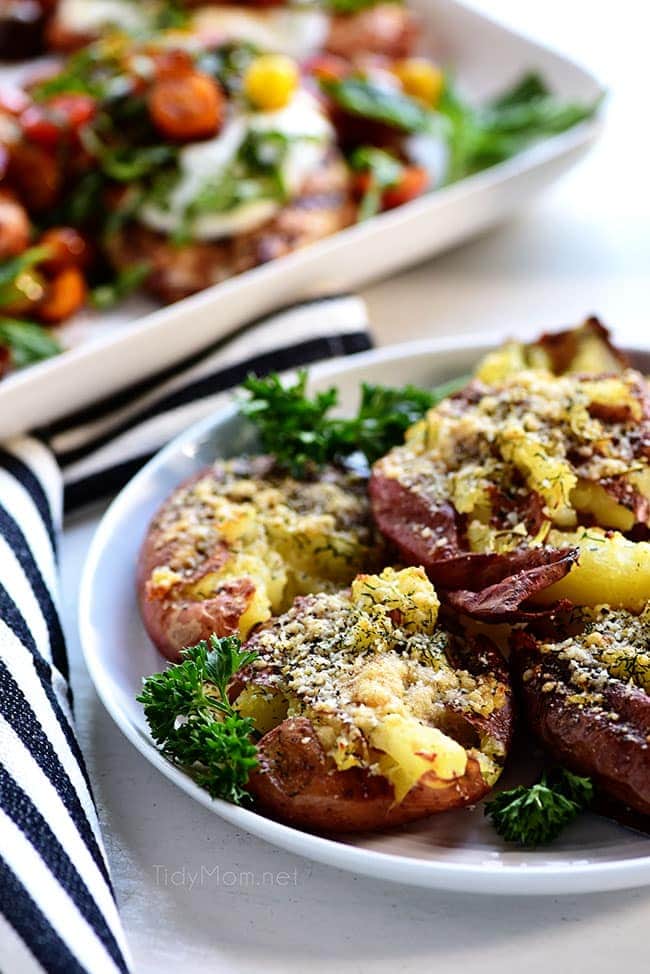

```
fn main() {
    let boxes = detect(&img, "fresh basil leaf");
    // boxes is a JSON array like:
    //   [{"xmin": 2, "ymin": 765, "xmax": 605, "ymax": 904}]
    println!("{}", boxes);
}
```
[
  {"xmin": 489, "ymin": 71, "xmax": 550, "ymax": 110},
  {"xmin": 325, "ymin": 0, "xmax": 393, "ymax": 10},
  {"xmin": 350, "ymin": 146, "xmax": 403, "ymax": 184},
  {"xmin": 349, "ymin": 146, "xmax": 405, "ymax": 220},
  {"xmin": 438, "ymin": 73, "xmax": 600, "ymax": 183},
  {"xmin": 0, "ymin": 318, "xmax": 62, "ymax": 369},
  {"xmin": 323, "ymin": 77, "xmax": 437, "ymax": 133},
  {"xmin": 0, "ymin": 246, "xmax": 51, "ymax": 304},
  {"xmin": 91, "ymin": 262, "xmax": 150, "ymax": 309},
  {"xmin": 31, "ymin": 48, "xmax": 106, "ymax": 101},
  {"xmin": 152, "ymin": 0, "xmax": 189, "ymax": 29},
  {"xmin": 100, "ymin": 144, "xmax": 176, "ymax": 182},
  {"xmin": 55, "ymin": 170, "xmax": 107, "ymax": 228}
]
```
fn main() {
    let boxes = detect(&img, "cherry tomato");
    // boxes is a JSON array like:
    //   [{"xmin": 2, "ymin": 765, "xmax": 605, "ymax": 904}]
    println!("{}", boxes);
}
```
[
  {"xmin": 0, "ymin": 190, "xmax": 30, "ymax": 260},
  {"xmin": 148, "ymin": 72, "xmax": 224, "ymax": 142},
  {"xmin": 153, "ymin": 49, "xmax": 194, "ymax": 80},
  {"xmin": 353, "ymin": 171, "xmax": 373, "ymax": 197},
  {"xmin": 37, "ymin": 265, "xmax": 87, "ymax": 324},
  {"xmin": 49, "ymin": 93, "xmax": 96, "ymax": 130},
  {"xmin": 7, "ymin": 140, "xmax": 61, "ymax": 210},
  {"xmin": 20, "ymin": 93, "xmax": 95, "ymax": 148},
  {"xmin": 39, "ymin": 227, "xmax": 91, "ymax": 273},
  {"xmin": 382, "ymin": 166, "xmax": 429, "ymax": 209},
  {"xmin": 303, "ymin": 54, "xmax": 349, "ymax": 84},
  {"xmin": 20, "ymin": 103, "xmax": 60, "ymax": 148}
]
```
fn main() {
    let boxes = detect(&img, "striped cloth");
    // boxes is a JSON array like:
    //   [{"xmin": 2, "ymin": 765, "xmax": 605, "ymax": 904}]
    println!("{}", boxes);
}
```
[{"xmin": 0, "ymin": 294, "xmax": 372, "ymax": 973}]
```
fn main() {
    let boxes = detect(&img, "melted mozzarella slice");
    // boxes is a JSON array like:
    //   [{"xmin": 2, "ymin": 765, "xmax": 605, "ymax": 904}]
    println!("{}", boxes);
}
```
[
  {"xmin": 139, "ymin": 90, "xmax": 334, "ymax": 242},
  {"xmin": 190, "ymin": 6, "xmax": 330, "ymax": 60},
  {"xmin": 55, "ymin": 0, "xmax": 149, "ymax": 34}
]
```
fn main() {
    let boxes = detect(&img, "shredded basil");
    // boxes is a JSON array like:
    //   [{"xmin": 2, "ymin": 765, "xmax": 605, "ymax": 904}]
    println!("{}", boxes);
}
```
[
  {"xmin": 0, "ymin": 318, "xmax": 62, "ymax": 369},
  {"xmin": 349, "ymin": 146, "xmax": 405, "ymax": 219},
  {"xmin": 323, "ymin": 77, "xmax": 438, "ymax": 134}
]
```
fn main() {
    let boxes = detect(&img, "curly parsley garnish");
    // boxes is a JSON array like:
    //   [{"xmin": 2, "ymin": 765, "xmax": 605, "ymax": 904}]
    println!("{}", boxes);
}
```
[
  {"xmin": 138, "ymin": 635, "xmax": 259, "ymax": 805},
  {"xmin": 485, "ymin": 769, "xmax": 594, "ymax": 847},
  {"xmin": 240, "ymin": 370, "xmax": 468, "ymax": 476}
]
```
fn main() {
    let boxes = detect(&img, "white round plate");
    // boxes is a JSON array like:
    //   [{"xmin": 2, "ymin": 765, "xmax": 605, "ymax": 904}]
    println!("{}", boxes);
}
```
[{"xmin": 79, "ymin": 335, "xmax": 650, "ymax": 895}]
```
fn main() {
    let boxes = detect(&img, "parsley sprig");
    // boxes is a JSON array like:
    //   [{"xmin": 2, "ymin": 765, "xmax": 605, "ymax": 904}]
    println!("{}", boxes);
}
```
[
  {"xmin": 240, "ymin": 370, "xmax": 468, "ymax": 476},
  {"xmin": 138, "ymin": 635, "xmax": 259, "ymax": 804},
  {"xmin": 485, "ymin": 768, "xmax": 594, "ymax": 846}
]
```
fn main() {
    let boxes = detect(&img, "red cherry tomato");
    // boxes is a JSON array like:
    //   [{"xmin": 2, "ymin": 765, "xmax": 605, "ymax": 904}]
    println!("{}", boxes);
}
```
[
  {"xmin": 48, "ymin": 93, "xmax": 96, "ymax": 129},
  {"xmin": 20, "ymin": 93, "xmax": 95, "ymax": 147},
  {"xmin": 39, "ymin": 226, "xmax": 92, "ymax": 273},
  {"xmin": 20, "ymin": 103, "xmax": 60, "ymax": 147},
  {"xmin": 382, "ymin": 166, "xmax": 429, "ymax": 209},
  {"xmin": 303, "ymin": 54, "xmax": 350, "ymax": 83},
  {"xmin": 353, "ymin": 165, "xmax": 429, "ymax": 213},
  {"xmin": 353, "ymin": 171, "xmax": 373, "ymax": 197}
]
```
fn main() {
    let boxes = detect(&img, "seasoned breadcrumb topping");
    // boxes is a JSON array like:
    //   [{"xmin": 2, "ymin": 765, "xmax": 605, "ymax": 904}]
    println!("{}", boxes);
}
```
[
  {"xmin": 537, "ymin": 605, "xmax": 650, "ymax": 702},
  {"xmin": 381, "ymin": 367, "xmax": 650, "ymax": 554},
  {"xmin": 147, "ymin": 458, "xmax": 384, "ymax": 636},
  {"xmin": 244, "ymin": 567, "xmax": 507, "ymax": 775}
]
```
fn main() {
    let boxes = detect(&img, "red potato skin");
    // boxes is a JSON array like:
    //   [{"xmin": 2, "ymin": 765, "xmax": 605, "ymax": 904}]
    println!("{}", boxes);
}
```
[
  {"xmin": 248, "ymin": 716, "xmax": 492, "ymax": 832},
  {"xmin": 368, "ymin": 469, "xmax": 579, "ymax": 621},
  {"xmin": 512, "ymin": 630, "xmax": 650, "ymax": 817},
  {"xmin": 137, "ymin": 469, "xmax": 260, "ymax": 662},
  {"xmin": 236, "ymin": 631, "xmax": 514, "ymax": 833},
  {"xmin": 137, "ymin": 457, "xmax": 379, "ymax": 662}
]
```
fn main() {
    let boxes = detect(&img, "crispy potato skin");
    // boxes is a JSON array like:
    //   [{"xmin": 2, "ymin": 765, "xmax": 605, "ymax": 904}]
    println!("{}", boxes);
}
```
[
  {"xmin": 238, "ymin": 631, "xmax": 513, "ymax": 833},
  {"xmin": 248, "ymin": 716, "xmax": 491, "ymax": 832},
  {"xmin": 137, "ymin": 470, "xmax": 252, "ymax": 660},
  {"xmin": 370, "ymin": 359, "xmax": 650, "ymax": 617},
  {"xmin": 138, "ymin": 458, "xmax": 380, "ymax": 661},
  {"xmin": 368, "ymin": 470, "xmax": 578, "ymax": 620},
  {"xmin": 512, "ymin": 630, "xmax": 650, "ymax": 816}
]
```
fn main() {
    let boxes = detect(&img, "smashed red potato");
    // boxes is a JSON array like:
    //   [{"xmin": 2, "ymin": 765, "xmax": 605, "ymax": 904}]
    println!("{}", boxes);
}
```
[
  {"xmin": 370, "ymin": 323, "xmax": 650, "ymax": 619},
  {"xmin": 513, "ymin": 607, "xmax": 650, "ymax": 816},
  {"xmin": 233, "ymin": 567, "xmax": 513, "ymax": 832},
  {"xmin": 137, "ymin": 457, "xmax": 385, "ymax": 661}
]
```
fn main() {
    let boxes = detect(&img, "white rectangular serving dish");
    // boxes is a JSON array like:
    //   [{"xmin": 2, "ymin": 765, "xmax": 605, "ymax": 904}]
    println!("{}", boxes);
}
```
[{"xmin": 0, "ymin": 0, "xmax": 605, "ymax": 437}]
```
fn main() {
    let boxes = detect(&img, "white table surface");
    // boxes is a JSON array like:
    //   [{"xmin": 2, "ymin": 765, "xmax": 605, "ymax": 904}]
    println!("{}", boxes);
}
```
[{"xmin": 59, "ymin": 2, "xmax": 650, "ymax": 971}]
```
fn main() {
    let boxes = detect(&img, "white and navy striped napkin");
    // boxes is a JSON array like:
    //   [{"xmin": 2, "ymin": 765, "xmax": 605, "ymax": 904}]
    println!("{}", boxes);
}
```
[{"xmin": 0, "ymin": 294, "xmax": 372, "ymax": 973}]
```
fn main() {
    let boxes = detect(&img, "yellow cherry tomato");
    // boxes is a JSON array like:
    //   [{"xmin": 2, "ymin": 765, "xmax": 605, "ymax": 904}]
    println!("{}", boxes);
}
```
[
  {"xmin": 243, "ymin": 54, "xmax": 299, "ymax": 112},
  {"xmin": 393, "ymin": 58, "xmax": 444, "ymax": 106}
]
